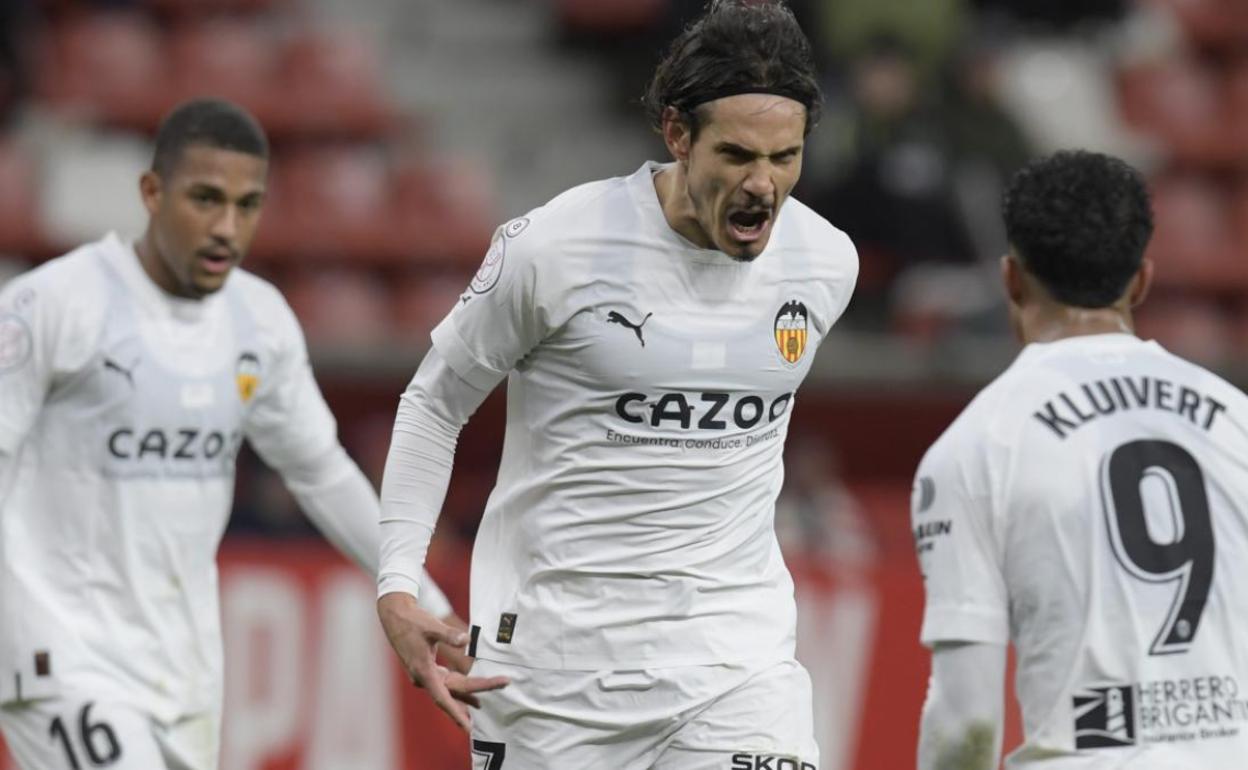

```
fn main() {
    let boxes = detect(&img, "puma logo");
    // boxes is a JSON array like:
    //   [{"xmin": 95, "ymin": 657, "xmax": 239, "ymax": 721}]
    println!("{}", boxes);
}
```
[
  {"xmin": 606, "ymin": 311, "xmax": 653, "ymax": 347},
  {"xmin": 103, "ymin": 356, "xmax": 138, "ymax": 387}
]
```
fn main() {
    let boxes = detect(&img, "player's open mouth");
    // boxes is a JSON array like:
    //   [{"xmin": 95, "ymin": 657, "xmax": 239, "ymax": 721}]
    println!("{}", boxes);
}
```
[
  {"xmin": 197, "ymin": 250, "xmax": 235, "ymax": 276},
  {"xmin": 727, "ymin": 209, "xmax": 771, "ymax": 243}
]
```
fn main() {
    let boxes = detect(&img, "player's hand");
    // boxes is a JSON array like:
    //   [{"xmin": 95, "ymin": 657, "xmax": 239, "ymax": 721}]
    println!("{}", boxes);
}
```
[
  {"xmin": 438, "ymin": 611, "xmax": 475, "ymax": 674},
  {"xmin": 378, "ymin": 592, "xmax": 509, "ymax": 732}
]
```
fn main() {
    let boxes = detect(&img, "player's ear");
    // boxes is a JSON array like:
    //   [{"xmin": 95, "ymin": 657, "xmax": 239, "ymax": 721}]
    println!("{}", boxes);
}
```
[
  {"xmin": 1127, "ymin": 258, "xmax": 1153, "ymax": 309},
  {"xmin": 139, "ymin": 170, "xmax": 163, "ymax": 217},
  {"xmin": 1001, "ymin": 253, "xmax": 1025, "ymax": 306},
  {"xmin": 662, "ymin": 106, "xmax": 692, "ymax": 163}
]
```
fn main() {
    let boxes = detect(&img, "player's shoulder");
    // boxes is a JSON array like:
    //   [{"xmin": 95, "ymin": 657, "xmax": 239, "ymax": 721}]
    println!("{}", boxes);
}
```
[
  {"xmin": 503, "ymin": 168, "xmax": 638, "ymax": 250},
  {"xmin": 1, "ymin": 235, "xmax": 116, "ymax": 320},
  {"xmin": 8, "ymin": 236, "xmax": 113, "ymax": 292},
  {"xmin": 778, "ymin": 196, "xmax": 857, "ymax": 258},
  {"xmin": 1149, "ymin": 341, "xmax": 1246, "ymax": 402},
  {"xmin": 922, "ymin": 348, "xmax": 1057, "ymax": 471},
  {"xmin": 773, "ymin": 196, "xmax": 859, "ymax": 304}
]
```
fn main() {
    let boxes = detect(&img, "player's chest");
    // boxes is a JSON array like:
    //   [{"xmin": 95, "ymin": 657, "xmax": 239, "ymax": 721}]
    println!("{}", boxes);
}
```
[
  {"xmin": 538, "ymin": 271, "xmax": 823, "ymax": 395},
  {"xmin": 53, "ymin": 307, "xmax": 267, "ymax": 474}
]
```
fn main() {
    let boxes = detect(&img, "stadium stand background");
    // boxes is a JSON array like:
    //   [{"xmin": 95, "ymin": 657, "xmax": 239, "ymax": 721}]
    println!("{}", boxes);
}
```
[{"xmin": 0, "ymin": 0, "xmax": 1245, "ymax": 767}]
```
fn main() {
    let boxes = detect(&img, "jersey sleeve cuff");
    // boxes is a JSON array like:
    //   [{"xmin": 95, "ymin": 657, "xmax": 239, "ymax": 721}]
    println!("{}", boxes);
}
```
[
  {"xmin": 378, "ymin": 573, "xmax": 424, "ymax": 602},
  {"xmin": 919, "ymin": 604, "xmax": 1009, "ymax": 648},
  {"xmin": 430, "ymin": 318, "xmax": 508, "ymax": 392}
]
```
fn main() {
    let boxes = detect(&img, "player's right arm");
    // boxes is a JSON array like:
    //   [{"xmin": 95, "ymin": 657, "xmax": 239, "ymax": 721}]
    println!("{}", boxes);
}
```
[
  {"xmin": 911, "ymin": 431, "xmax": 1009, "ymax": 770},
  {"xmin": 0, "ymin": 269, "xmax": 77, "ymax": 476},
  {"xmin": 376, "ymin": 348, "xmax": 507, "ymax": 732},
  {"xmin": 378, "ymin": 219, "xmax": 553, "ymax": 730},
  {"xmin": 919, "ymin": 641, "xmax": 1006, "ymax": 770}
]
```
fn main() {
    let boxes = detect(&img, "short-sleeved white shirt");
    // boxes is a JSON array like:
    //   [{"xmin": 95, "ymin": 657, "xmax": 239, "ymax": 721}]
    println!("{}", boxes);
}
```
[
  {"xmin": 0, "ymin": 234, "xmax": 341, "ymax": 721},
  {"xmin": 915, "ymin": 333, "xmax": 1248, "ymax": 768},
  {"xmin": 432, "ymin": 161, "xmax": 858, "ymax": 669}
]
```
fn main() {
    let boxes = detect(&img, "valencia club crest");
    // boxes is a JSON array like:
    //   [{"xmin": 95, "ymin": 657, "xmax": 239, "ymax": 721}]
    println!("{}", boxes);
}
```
[
  {"xmin": 236, "ymin": 351, "xmax": 261, "ymax": 403},
  {"xmin": 774, "ymin": 300, "xmax": 809, "ymax": 365}
]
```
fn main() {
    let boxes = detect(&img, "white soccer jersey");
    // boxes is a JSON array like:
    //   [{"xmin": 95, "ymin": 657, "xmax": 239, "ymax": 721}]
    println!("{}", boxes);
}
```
[
  {"xmin": 0, "ymin": 233, "xmax": 343, "ymax": 722},
  {"xmin": 432, "ymin": 161, "xmax": 858, "ymax": 669},
  {"xmin": 914, "ymin": 333, "xmax": 1248, "ymax": 768}
]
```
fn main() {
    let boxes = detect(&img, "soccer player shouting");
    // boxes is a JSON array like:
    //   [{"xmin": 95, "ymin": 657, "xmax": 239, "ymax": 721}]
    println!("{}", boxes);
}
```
[
  {"xmin": 914, "ymin": 151, "xmax": 1248, "ymax": 769},
  {"xmin": 0, "ymin": 99, "xmax": 479, "ymax": 769},
  {"xmin": 376, "ymin": 2, "xmax": 859, "ymax": 767}
]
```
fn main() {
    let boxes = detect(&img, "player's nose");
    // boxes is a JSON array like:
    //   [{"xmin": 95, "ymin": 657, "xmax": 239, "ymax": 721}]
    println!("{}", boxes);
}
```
[
  {"xmin": 211, "ymin": 206, "xmax": 240, "ymax": 241},
  {"xmin": 742, "ymin": 166, "xmax": 774, "ymax": 201}
]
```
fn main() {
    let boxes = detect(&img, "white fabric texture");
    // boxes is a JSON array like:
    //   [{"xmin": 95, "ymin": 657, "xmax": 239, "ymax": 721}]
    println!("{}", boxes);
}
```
[
  {"xmin": 0, "ymin": 234, "xmax": 454, "ymax": 722},
  {"xmin": 381, "ymin": 161, "xmax": 859, "ymax": 669},
  {"xmin": 915, "ymin": 333, "xmax": 1248, "ymax": 768}
]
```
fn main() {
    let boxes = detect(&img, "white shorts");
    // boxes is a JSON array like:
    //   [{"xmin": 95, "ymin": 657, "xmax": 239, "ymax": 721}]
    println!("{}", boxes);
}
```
[
  {"xmin": 469, "ymin": 657, "xmax": 818, "ymax": 770},
  {"xmin": 0, "ymin": 694, "xmax": 217, "ymax": 770}
]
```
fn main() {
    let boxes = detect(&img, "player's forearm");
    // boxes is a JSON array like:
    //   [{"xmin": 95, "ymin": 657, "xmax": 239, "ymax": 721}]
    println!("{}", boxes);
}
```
[
  {"xmin": 378, "ymin": 348, "xmax": 489, "ymax": 600},
  {"xmin": 283, "ymin": 445, "xmax": 382, "ymax": 572},
  {"xmin": 277, "ymin": 442, "xmax": 454, "ymax": 615},
  {"xmin": 918, "ymin": 642, "xmax": 1006, "ymax": 770}
]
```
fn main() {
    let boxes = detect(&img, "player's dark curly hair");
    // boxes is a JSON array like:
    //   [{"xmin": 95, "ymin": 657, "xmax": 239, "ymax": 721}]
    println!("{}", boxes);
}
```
[
  {"xmin": 152, "ymin": 98, "xmax": 269, "ymax": 179},
  {"xmin": 643, "ymin": 0, "xmax": 822, "ymax": 140},
  {"xmin": 1004, "ymin": 150, "xmax": 1153, "ymax": 308}
]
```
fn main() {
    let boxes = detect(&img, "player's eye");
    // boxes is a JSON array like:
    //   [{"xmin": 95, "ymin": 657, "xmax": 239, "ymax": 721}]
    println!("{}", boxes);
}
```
[
  {"xmin": 189, "ymin": 188, "xmax": 224, "ymax": 207},
  {"xmin": 237, "ymin": 195, "xmax": 264, "ymax": 213},
  {"xmin": 718, "ymin": 146, "xmax": 755, "ymax": 164}
]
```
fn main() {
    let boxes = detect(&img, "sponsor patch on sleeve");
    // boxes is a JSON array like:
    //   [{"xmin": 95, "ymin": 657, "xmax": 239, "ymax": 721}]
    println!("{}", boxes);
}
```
[{"xmin": 0, "ymin": 312, "xmax": 33, "ymax": 374}]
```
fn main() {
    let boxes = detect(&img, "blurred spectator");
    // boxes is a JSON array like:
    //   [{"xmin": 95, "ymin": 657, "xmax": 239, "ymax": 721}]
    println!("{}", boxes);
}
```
[
  {"xmin": 971, "ymin": 0, "xmax": 1129, "ymax": 30},
  {"xmin": 775, "ymin": 438, "xmax": 878, "ymax": 570},
  {"xmin": 807, "ymin": 35, "xmax": 977, "ymax": 320},
  {"xmin": 944, "ymin": 34, "xmax": 1032, "ymax": 261},
  {"xmin": 0, "ymin": 0, "xmax": 33, "ymax": 126},
  {"xmin": 817, "ymin": 0, "xmax": 966, "ymax": 74}
]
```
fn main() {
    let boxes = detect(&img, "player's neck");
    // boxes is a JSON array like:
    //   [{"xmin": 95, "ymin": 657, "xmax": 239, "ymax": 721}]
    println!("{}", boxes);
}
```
[
  {"xmin": 653, "ymin": 164, "xmax": 714, "ymax": 250},
  {"xmin": 1018, "ymin": 303, "xmax": 1134, "ymax": 345},
  {"xmin": 134, "ymin": 231, "xmax": 185, "ymax": 298}
]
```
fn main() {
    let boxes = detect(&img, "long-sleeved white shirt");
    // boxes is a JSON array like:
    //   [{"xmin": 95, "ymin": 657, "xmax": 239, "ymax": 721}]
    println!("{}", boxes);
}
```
[{"xmin": 0, "ymin": 234, "xmax": 448, "ymax": 721}]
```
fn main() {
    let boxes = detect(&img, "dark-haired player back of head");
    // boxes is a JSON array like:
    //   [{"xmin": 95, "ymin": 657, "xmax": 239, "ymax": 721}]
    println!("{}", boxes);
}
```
[
  {"xmin": 376, "ymin": 2, "xmax": 859, "ymax": 767},
  {"xmin": 913, "ymin": 150, "xmax": 1248, "ymax": 769},
  {"xmin": 0, "ymin": 99, "xmax": 475, "ymax": 770}
]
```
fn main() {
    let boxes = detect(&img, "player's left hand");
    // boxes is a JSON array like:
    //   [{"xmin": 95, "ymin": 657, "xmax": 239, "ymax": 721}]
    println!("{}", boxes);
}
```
[{"xmin": 378, "ymin": 592, "xmax": 509, "ymax": 732}]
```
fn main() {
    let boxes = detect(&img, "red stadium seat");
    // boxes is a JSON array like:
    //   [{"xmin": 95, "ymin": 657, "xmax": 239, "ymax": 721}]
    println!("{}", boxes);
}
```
[
  {"xmin": 283, "ymin": 268, "xmax": 393, "ymax": 345},
  {"xmin": 143, "ymin": 0, "xmax": 291, "ymax": 16},
  {"xmin": 276, "ymin": 31, "xmax": 398, "ymax": 139},
  {"xmin": 391, "ymin": 272, "xmax": 468, "ymax": 339},
  {"xmin": 1146, "ymin": 176, "xmax": 1244, "ymax": 290},
  {"xmin": 391, "ymin": 160, "xmax": 494, "ymax": 266},
  {"xmin": 1144, "ymin": 0, "xmax": 1248, "ymax": 51},
  {"xmin": 1229, "ymin": 178, "xmax": 1248, "ymax": 256},
  {"xmin": 1226, "ymin": 59, "xmax": 1248, "ymax": 150},
  {"xmin": 556, "ymin": 0, "xmax": 667, "ymax": 35},
  {"xmin": 270, "ymin": 146, "xmax": 394, "ymax": 259},
  {"xmin": 1135, "ymin": 300, "xmax": 1236, "ymax": 365},
  {"xmin": 168, "ymin": 20, "xmax": 278, "ymax": 118},
  {"xmin": 0, "ymin": 140, "xmax": 43, "ymax": 253},
  {"xmin": 36, "ymin": 13, "xmax": 173, "ymax": 128},
  {"xmin": 1118, "ymin": 59, "xmax": 1237, "ymax": 166}
]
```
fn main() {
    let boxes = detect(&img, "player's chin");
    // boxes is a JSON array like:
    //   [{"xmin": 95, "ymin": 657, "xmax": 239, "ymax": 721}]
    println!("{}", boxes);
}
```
[
  {"xmin": 718, "ymin": 232, "xmax": 770, "ymax": 262},
  {"xmin": 189, "ymin": 269, "xmax": 232, "ymax": 296}
]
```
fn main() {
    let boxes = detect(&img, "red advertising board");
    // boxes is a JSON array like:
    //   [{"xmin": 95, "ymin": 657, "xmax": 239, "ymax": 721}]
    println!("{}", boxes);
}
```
[{"xmin": 3, "ymin": 515, "xmax": 1021, "ymax": 769}]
